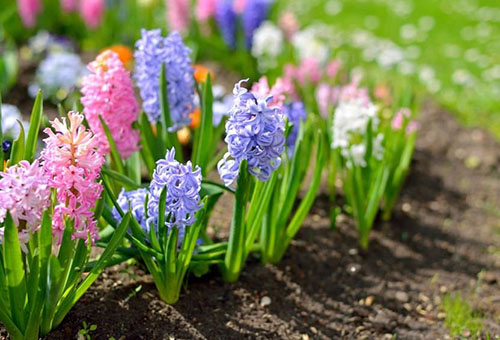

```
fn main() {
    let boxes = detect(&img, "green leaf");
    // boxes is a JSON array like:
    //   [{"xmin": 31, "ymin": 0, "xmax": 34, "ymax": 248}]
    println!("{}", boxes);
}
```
[
  {"xmin": 9, "ymin": 121, "xmax": 25, "ymax": 166},
  {"xmin": 159, "ymin": 63, "xmax": 183, "ymax": 161},
  {"xmin": 101, "ymin": 167, "xmax": 141, "ymax": 190},
  {"xmin": 223, "ymin": 160, "xmax": 250, "ymax": 282},
  {"xmin": 137, "ymin": 113, "xmax": 160, "ymax": 170},
  {"xmin": 99, "ymin": 116, "xmax": 125, "ymax": 174},
  {"xmin": 53, "ymin": 213, "xmax": 131, "ymax": 329},
  {"xmin": 194, "ymin": 73, "xmax": 214, "ymax": 173},
  {"xmin": 24, "ymin": 90, "xmax": 44, "ymax": 162},
  {"xmin": 3, "ymin": 213, "xmax": 27, "ymax": 331}
]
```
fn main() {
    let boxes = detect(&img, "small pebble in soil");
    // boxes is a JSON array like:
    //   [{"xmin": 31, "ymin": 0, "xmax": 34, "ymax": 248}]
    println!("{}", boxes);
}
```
[
  {"xmin": 402, "ymin": 202, "xmax": 412, "ymax": 212},
  {"xmin": 260, "ymin": 296, "xmax": 271, "ymax": 307},
  {"xmin": 365, "ymin": 296, "xmax": 375, "ymax": 306},
  {"xmin": 348, "ymin": 248, "xmax": 359, "ymax": 256},
  {"xmin": 395, "ymin": 291, "xmax": 409, "ymax": 302},
  {"xmin": 347, "ymin": 263, "xmax": 361, "ymax": 274}
]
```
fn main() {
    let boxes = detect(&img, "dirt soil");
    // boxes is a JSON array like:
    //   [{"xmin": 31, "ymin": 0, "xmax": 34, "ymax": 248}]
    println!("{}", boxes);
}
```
[{"xmin": 2, "ymin": 62, "xmax": 500, "ymax": 339}]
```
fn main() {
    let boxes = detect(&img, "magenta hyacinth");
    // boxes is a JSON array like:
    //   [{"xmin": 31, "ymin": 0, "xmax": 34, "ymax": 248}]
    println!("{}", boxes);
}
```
[
  {"xmin": 0, "ymin": 160, "xmax": 50, "ymax": 244},
  {"xmin": 80, "ymin": 0, "xmax": 104, "ymax": 28},
  {"xmin": 17, "ymin": 0, "xmax": 42, "ymax": 27},
  {"xmin": 41, "ymin": 112, "xmax": 105, "ymax": 244},
  {"xmin": 167, "ymin": 0, "xmax": 190, "ymax": 33},
  {"xmin": 81, "ymin": 50, "xmax": 140, "ymax": 159},
  {"xmin": 61, "ymin": 0, "xmax": 78, "ymax": 12},
  {"xmin": 196, "ymin": 0, "xmax": 216, "ymax": 21}
]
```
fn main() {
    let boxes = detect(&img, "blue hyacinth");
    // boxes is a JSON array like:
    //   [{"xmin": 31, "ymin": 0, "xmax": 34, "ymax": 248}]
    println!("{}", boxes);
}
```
[
  {"xmin": 242, "ymin": 0, "xmax": 272, "ymax": 49},
  {"xmin": 218, "ymin": 79, "xmax": 285, "ymax": 187},
  {"xmin": 215, "ymin": 0, "xmax": 237, "ymax": 49},
  {"xmin": 148, "ymin": 148, "xmax": 202, "ymax": 231},
  {"xmin": 283, "ymin": 101, "xmax": 307, "ymax": 156},
  {"xmin": 113, "ymin": 188, "xmax": 149, "ymax": 232},
  {"xmin": 134, "ymin": 29, "xmax": 195, "ymax": 130}
]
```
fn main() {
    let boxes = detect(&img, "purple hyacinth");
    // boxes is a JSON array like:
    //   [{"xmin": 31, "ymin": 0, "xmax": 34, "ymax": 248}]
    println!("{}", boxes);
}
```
[
  {"xmin": 147, "ymin": 148, "xmax": 202, "ymax": 232},
  {"xmin": 242, "ymin": 0, "xmax": 272, "ymax": 49},
  {"xmin": 283, "ymin": 101, "xmax": 307, "ymax": 156},
  {"xmin": 113, "ymin": 188, "xmax": 149, "ymax": 232},
  {"xmin": 217, "ymin": 79, "xmax": 285, "ymax": 187},
  {"xmin": 215, "ymin": 0, "xmax": 237, "ymax": 49},
  {"xmin": 134, "ymin": 29, "xmax": 195, "ymax": 130}
]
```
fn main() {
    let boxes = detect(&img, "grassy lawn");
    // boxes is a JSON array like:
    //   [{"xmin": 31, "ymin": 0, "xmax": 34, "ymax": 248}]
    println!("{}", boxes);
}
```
[{"xmin": 281, "ymin": 0, "xmax": 500, "ymax": 137}]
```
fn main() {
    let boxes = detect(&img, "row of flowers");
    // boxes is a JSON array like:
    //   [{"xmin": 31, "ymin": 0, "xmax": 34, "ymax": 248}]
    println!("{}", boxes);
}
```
[{"xmin": 0, "ymin": 27, "xmax": 417, "ymax": 339}]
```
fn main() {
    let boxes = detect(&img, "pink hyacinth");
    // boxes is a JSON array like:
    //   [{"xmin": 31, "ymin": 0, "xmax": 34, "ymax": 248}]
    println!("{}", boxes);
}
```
[
  {"xmin": 316, "ymin": 83, "xmax": 332, "ymax": 118},
  {"xmin": 279, "ymin": 11, "xmax": 299, "ymax": 40},
  {"xmin": 41, "ymin": 112, "xmax": 104, "ymax": 244},
  {"xmin": 233, "ymin": 0, "xmax": 246, "ymax": 14},
  {"xmin": 0, "ymin": 160, "xmax": 50, "ymax": 244},
  {"xmin": 196, "ymin": 0, "xmax": 216, "ymax": 21},
  {"xmin": 61, "ymin": 0, "xmax": 78, "ymax": 12},
  {"xmin": 167, "ymin": 0, "xmax": 190, "ymax": 33},
  {"xmin": 296, "ymin": 58, "xmax": 322, "ymax": 85},
  {"xmin": 80, "ymin": 0, "xmax": 104, "ymax": 28},
  {"xmin": 81, "ymin": 50, "xmax": 140, "ymax": 159},
  {"xmin": 392, "ymin": 108, "xmax": 419, "ymax": 134},
  {"xmin": 251, "ymin": 76, "xmax": 292, "ymax": 108},
  {"xmin": 336, "ymin": 75, "xmax": 371, "ymax": 106},
  {"xmin": 326, "ymin": 59, "xmax": 342, "ymax": 79},
  {"xmin": 17, "ymin": 0, "xmax": 42, "ymax": 27}
]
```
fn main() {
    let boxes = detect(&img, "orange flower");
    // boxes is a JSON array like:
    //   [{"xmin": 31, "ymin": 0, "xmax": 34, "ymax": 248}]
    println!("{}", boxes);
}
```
[
  {"xmin": 193, "ymin": 64, "xmax": 214, "ymax": 83},
  {"xmin": 177, "ymin": 127, "xmax": 191, "ymax": 145},
  {"xmin": 189, "ymin": 108, "xmax": 201, "ymax": 129},
  {"xmin": 101, "ymin": 45, "xmax": 134, "ymax": 70}
]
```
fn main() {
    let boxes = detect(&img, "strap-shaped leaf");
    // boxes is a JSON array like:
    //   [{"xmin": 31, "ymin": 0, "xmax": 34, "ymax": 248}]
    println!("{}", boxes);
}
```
[
  {"xmin": 3, "ymin": 213, "xmax": 27, "ymax": 331},
  {"xmin": 101, "ymin": 167, "xmax": 141, "ymax": 190},
  {"xmin": 25, "ymin": 90, "xmax": 43, "ymax": 162},
  {"xmin": 194, "ymin": 73, "xmax": 214, "ymax": 173},
  {"xmin": 8, "ymin": 121, "xmax": 25, "ymax": 166},
  {"xmin": 99, "ymin": 116, "xmax": 125, "ymax": 174}
]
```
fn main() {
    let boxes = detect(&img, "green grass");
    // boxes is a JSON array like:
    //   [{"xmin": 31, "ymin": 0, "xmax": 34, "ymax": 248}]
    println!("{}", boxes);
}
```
[
  {"xmin": 441, "ymin": 293, "xmax": 484, "ymax": 338},
  {"xmin": 282, "ymin": 0, "xmax": 500, "ymax": 139}
]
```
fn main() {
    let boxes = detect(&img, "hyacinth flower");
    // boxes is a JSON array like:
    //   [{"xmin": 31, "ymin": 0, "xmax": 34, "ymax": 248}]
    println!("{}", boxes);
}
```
[
  {"xmin": 215, "ymin": 0, "xmax": 237, "ymax": 49},
  {"xmin": 242, "ymin": 0, "xmax": 272, "ymax": 49},
  {"xmin": 166, "ymin": 0, "xmax": 190, "ymax": 33},
  {"xmin": 0, "ymin": 100, "xmax": 129, "ymax": 339},
  {"xmin": 104, "ymin": 148, "xmax": 225, "ymax": 304},
  {"xmin": 29, "ymin": 52, "xmax": 87, "ymax": 103},
  {"xmin": 216, "ymin": 79, "xmax": 286, "ymax": 281},
  {"xmin": 381, "ymin": 107, "xmax": 419, "ymax": 220},
  {"xmin": 81, "ymin": 50, "xmax": 140, "ymax": 160},
  {"xmin": 80, "ymin": 0, "xmax": 104, "ymax": 29},
  {"xmin": 329, "ymin": 92, "xmax": 390, "ymax": 249},
  {"xmin": 134, "ymin": 29, "xmax": 200, "ymax": 167},
  {"xmin": 17, "ymin": 0, "xmax": 42, "ymax": 27}
]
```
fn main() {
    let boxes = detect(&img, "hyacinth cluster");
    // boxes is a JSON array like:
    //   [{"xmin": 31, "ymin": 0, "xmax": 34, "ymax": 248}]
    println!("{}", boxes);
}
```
[
  {"xmin": 27, "ymin": 31, "xmax": 74, "ymax": 58},
  {"xmin": 29, "ymin": 52, "xmax": 87, "ymax": 101},
  {"xmin": 134, "ymin": 29, "xmax": 195, "ymax": 130},
  {"xmin": 113, "ymin": 149, "xmax": 202, "ymax": 240},
  {"xmin": 251, "ymin": 21, "xmax": 284, "ymax": 71},
  {"xmin": 242, "ymin": 0, "xmax": 272, "ymax": 49},
  {"xmin": 17, "ymin": 0, "xmax": 104, "ymax": 28},
  {"xmin": 392, "ymin": 108, "xmax": 420, "ymax": 134},
  {"xmin": 0, "ymin": 160, "xmax": 50, "ymax": 244},
  {"xmin": 41, "ymin": 112, "xmax": 105, "ymax": 243},
  {"xmin": 331, "ymin": 98, "xmax": 384, "ymax": 167},
  {"xmin": 81, "ymin": 50, "xmax": 140, "ymax": 158},
  {"xmin": 215, "ymin": 0, "xmax": 237, "ymax": 49},
  {"xmin": 218, "ymin": 80, "xmax": 286, "ymax": 187},
  {"xmin": 167, "ymin": 0, "xmax": 190, "ymax": 33},
  {"xmin": 1, "ymin": 104, "xmax": 29, "ymax": 139}
]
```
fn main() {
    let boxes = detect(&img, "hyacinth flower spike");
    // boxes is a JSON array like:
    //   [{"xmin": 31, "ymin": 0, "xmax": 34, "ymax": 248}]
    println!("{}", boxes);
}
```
[
  {"xmin": 0, "ymin": 109, "xmax": 130, "ymax": 340},
  {"xmin": 217, "ymin": 79, "xmax": 286, "ymax": 282},
  {"xmin": 104, "ymin": 148, "xmax": 216, "ymax": 304}
]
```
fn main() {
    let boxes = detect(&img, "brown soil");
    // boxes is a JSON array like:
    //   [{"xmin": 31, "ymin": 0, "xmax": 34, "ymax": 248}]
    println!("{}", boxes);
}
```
[{"xmin": 22, "ymin": 103, "xmax": 495, "ymax": 339}]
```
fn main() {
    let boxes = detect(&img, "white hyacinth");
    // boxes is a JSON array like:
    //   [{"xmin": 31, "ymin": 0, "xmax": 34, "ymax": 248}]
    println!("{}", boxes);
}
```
[
  {"xmin": 331, "ymin": 99, "xmax": 383, "ymax": 167},
  {"xmin": 251, "ymin": 21, "xmax": 284, "ymax": 71},
  {"xmin": 292, "ymin": 27, "xmax": 330, "ymax": 64}
]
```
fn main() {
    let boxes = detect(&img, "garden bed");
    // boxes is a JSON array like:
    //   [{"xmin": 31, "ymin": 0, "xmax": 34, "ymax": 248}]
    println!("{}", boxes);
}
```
[{"xmin": 24, "ymin": 103, "xmax": 498, "ymax": 339}]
